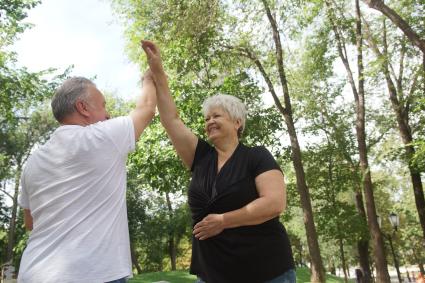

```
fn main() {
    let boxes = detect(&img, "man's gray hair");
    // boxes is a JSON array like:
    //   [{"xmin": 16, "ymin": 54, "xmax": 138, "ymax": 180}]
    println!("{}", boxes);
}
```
[
  {"xmin": 202, "ymin": 94, "xmax": 247, "ymax": 137},
  {"xmin": 51, "ymin": 77, "xmax": 95, "ymax": 122}
]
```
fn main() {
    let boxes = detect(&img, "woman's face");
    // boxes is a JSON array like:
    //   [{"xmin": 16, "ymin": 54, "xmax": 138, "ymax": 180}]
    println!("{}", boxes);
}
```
[{"xmin": 204, "ymin": 107, "xmax": 241, "ymax": 142}]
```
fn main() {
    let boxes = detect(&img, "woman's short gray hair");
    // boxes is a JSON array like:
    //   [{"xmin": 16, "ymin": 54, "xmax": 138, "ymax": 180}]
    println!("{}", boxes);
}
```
[
  {"xmin": 202, "ymin": 94, "xmax": 247, "ymax": 137},
  {"xmin": 51, "ymin": 77, "xmax": 95, "ymax": 122}
]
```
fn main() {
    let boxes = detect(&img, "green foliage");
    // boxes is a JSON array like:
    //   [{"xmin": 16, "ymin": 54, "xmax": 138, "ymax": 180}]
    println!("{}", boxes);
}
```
[
  {"xmin": 410, "ymin": 140, "xmax": 425, "ymax": 172},
  {"xmin": 0, "ymin": 0, "xmax": 39, "ymax": 51},
  {"xmin": 410, "ymin": 96, "xmax": 425, "ymax": 172},
  {"xmin": 0, "ymin": 103, "xmax": 58, "ymax": 266},
  {"xmin": 112, "ymin": 0, "xmax": 424, "ymax": 272},
  {"xmin": 0, "ymin": 0, "xmax": 71, "ymax": 268}
]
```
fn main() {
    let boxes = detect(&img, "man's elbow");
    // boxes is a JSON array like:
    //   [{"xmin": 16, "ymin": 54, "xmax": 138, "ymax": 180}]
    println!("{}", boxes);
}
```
[
  {"xmin": 25, "ymin": 222, "xmax": 33, "ymax": 231},
  {"xmin": 23, "ymin": 209, "xmax": 33, "ymax": 231},
  {"xmin": 145, "ymin": 108, "xmax": 156, "ymax": 121}
]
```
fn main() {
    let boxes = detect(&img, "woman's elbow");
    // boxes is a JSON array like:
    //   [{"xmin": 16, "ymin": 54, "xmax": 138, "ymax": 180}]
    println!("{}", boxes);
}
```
[{"xmin": 273, "ymin": 198, "xmax": 286, "ymax": 216}]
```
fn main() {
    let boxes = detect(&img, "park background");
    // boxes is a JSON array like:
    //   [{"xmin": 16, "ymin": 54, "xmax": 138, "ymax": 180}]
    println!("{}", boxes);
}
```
[{"xmin": 0, "ymin": 0, "xmax": 424, "ymax": 282}]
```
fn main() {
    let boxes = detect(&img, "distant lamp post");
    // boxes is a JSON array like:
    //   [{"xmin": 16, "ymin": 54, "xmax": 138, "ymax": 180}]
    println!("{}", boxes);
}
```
[
  {"xmin": 378, "ymin": 212, "xmax": 402, "ymax": 283},
  {"xmin": 389, "ymin": 212, "xmax": 399, "ymax": 231}
]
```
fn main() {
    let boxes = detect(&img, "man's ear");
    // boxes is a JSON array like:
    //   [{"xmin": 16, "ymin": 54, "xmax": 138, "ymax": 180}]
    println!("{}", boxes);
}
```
[{"xmin": 75, "ymin": 99, "xmax": 90, "ymax": 118}]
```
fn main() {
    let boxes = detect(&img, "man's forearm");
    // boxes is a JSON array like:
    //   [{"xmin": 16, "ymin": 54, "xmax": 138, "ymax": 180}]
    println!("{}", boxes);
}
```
[{"xmin": 136, "ymin": 79, "xmax": 156, "ymax": 112}]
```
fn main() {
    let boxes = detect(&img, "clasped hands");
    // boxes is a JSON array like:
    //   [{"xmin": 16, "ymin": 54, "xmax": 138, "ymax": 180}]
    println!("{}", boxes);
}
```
[{"xmin": 141, "ymin": 40, "xmax": 166, "ymax": 82}]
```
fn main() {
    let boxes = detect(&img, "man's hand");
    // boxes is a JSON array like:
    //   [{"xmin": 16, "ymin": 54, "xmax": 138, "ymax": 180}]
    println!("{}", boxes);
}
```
[
  {"xmin": 193, "ymin": 214, "xmax": 225, "ymax": 240},
  {"xmin": 141, "ymin": 40, "xmax": 165, "ymax": 77}
]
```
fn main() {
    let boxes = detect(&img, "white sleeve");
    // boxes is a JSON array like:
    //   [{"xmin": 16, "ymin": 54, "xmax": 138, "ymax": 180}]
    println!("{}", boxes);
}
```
[
  {"xmin": 96, "ymin": 116, "xmax": 136, "ymax": 156},
  {"xmin": 18, "ymin": 167, "xmax": 30, "ymax": 209}
]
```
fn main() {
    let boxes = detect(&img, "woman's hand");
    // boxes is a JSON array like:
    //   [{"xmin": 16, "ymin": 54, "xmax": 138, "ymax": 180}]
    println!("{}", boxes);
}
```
[
  {"xmin": 141, "ymin": 40, "xmax": 165, "ymax": 77},
  {"xmin": 193, "ymin": 214, "xmax": 225, "ymax": 240}
]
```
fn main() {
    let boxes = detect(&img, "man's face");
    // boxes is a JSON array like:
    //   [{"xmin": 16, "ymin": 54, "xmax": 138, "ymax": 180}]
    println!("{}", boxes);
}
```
[{"xmin": 84, "ymin": 86, "xmax": 110, "ymax": 123}]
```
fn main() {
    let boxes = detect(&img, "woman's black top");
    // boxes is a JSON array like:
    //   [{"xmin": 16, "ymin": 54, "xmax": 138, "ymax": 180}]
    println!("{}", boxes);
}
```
[{"xmin": 188, "ymin": 139, "xmax": 295, "ymax": 283}]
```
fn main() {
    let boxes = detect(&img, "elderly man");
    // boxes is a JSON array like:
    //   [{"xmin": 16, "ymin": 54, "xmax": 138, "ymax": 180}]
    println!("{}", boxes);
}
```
[{"xmin": 17, "ymin": 41, "xmax": 156, "ymax": 283}]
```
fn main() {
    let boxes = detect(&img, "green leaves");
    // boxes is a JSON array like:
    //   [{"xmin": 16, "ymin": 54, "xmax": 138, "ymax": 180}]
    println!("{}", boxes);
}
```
[{"xmin": 0, "ymin": 0, "xmax": 39, "ymax": 49}]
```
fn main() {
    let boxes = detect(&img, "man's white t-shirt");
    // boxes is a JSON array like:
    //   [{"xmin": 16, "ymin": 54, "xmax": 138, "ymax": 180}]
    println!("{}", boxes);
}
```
[{"xmin": 18, "ymin": 116, "xmax": 135, "ymax": 283}]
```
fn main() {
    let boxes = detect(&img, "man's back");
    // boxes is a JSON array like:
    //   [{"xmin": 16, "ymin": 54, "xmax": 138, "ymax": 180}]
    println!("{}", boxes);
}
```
[{"xmin": 18, "ymin": 117, "xmax": 135, "ymax": 283}]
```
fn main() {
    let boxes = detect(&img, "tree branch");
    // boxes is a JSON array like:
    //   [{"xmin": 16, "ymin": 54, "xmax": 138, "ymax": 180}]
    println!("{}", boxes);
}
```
[
  {"xmin": 260, "ymin": 0, "xmax": 291, "ymax": 113},
  {"xmin": 362, "ymin": 0, "xmax": 425, "ymax": 54},
  {"xmin": 221, "ymin": 44, "xmax": 287, "ymax": 115},
  {"xmin": 0, "ymin": 189, "xmax": 13, "ymax": 200},
  {"xmin": 325, "ymin": 0, "xmax": 359, "ymax": 101}
]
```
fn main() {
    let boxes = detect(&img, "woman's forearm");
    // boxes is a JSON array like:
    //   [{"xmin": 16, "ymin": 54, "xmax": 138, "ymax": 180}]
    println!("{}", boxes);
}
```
[
  {"xmin": 222, "ymin": 196, "xmax": 283, "ymax": 228},
  {"xmin": 153, "ymin": 72, "xmax": 180, "ymax": 127}
]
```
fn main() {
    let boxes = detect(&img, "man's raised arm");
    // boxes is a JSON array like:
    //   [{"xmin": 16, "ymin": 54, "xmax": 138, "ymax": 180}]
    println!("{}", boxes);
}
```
[{"xmin": 129, "ymin": 61, "xmax": 157, "ymax": 141}]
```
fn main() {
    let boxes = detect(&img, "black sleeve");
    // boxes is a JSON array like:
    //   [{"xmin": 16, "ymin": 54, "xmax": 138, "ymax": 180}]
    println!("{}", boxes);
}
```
[
  {"xmin": 190, "ymin": 138, "xmax": 213, "ymax": 172},
  {"xmin": 250, "ymin": 146, "xmax": 282, "ymax": 177}
]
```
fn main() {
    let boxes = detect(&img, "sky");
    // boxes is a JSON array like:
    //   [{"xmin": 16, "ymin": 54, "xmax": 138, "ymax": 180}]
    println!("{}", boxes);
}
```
[{"xmin": 12, "ymin": 0, "xmax": 141, "ymax": 99}]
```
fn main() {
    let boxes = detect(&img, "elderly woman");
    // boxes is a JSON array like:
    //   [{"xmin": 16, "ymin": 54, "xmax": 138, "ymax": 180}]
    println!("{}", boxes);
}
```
[{"xmin": 142, "ymin": 40, "xmax": 295, "ymax": 283}]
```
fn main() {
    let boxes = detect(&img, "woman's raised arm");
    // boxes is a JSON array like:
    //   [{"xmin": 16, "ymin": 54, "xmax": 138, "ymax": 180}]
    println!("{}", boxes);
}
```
[{"xmin": 141, "ymin": 40, "xmax": 198, "ymax": 169}]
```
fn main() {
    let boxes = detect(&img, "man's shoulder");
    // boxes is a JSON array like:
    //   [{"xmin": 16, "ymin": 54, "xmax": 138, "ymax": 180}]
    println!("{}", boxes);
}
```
[
  {"xmin": 89, "ymin": 116, "xmax": 135, "ymax": 154},
  {"xmin": 89, "ymin": 116, "xmax": 132, "ymax": 132}
]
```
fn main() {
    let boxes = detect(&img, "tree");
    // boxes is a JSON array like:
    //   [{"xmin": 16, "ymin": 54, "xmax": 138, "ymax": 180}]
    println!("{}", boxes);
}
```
[
  {"xmin": 361, "ymin": 3, "xmax": 425, "ymax": 240},
  {"xmin": 0, "ymin": 105, "xmax": 58, "ymax": 266},
  {"xmin": 112, "ymin": 0, "xmax": 325, "ymax": 280},
  {"xmin": 0, "ymin": 0, "xmax": 69, "ymax": 267},
  {"xmin": 287, "ymin": 18, "xmax": 375, "ymax": 280},
  {"xmin": 361, "ymin": 0, "xmax": 425, "ymax": 54},
  {"xmin": 0, "ymin": 0, "xmax": 39, "ymax": 52},
  {"xmin": 324, "ymin": 0, "xmax": 390, "ymax": 281}
]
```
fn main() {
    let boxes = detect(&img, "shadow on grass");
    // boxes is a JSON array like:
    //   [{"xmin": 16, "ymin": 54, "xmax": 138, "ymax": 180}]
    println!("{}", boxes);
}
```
[
  {"xmin": 129, "ymin": 270, "xmax": 196, "ymax": 283},
  {"xmin": 129, "ymin": 267, "xmax": 355, "ymax": 283}
]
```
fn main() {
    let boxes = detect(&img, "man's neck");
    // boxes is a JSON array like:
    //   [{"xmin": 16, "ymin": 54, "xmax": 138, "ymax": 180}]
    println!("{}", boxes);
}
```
[{"xmin": 61, "ymin": 114, "xmax": 89, "ymax": 126}]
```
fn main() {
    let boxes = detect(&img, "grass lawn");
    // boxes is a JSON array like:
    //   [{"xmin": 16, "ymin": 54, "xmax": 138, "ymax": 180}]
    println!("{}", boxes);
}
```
[{"xmin": 129, "ymin": 267, "xmax": 355, "ymax": 283}]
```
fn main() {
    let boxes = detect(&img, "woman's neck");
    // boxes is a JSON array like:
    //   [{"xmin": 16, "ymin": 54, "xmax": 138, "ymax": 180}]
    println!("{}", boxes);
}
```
[{"xmin": 214, "ymin": 137, "xmax": 239, "ymax": 161}]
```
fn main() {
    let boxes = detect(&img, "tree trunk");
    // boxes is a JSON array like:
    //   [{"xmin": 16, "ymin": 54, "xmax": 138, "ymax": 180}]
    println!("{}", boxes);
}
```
[
  {"xmin": 383, "ymin": 46, "xmax": 425, "ymax": 240},
  {"xmin": 285, "ymin": 114, "xmax": 325, "ymax": 283},
  {"xmin": 130, "ymin": 241, "xmax": 142, "ymax": 274},
  {"xmin": 365, "ymin": 18, "xmax": 425, "ymax": 240},
  {"xmin": 338, "ymin": 238, "xmax": 348, "ymax": 283},
  {"xmin": 165, "ymin": 192, "xmax": 177, "ymax": 270},
  {"xmin": 408, "ymin": 163, "xmax": 425, "ymax": 240},
  {"xmin": 355, "ymin": 191, "xmax": 373, "ymax": 283},
  {"xmin": 355, "ymin": 2, "xmax": 390, "ymax": 282},
  {"xmin": 419, "ymin": 263, "xmax": 425, "ymax": 275},
  {"xmin": 361, "ymin": 0, "xmax": 425, "ymax": 54},
  {"xmin": 6, "ymin": 164, "xmax": 22, "ymax": 262},
  {"xmin": 330, "ymin": 262, "xmax": 336, "ymax": 275},
  {"xmin": 386, "ymin": 77, "xmax": 425, "ymax": 239},
  {"xmin": 259, "ymin": 1, "xmax": 325, "ymax": 281}
]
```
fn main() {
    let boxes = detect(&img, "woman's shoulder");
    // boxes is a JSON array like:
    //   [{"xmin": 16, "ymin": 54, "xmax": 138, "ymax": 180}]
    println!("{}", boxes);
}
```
[
  {"xmin": 240, "ymin": 143, "xmax": 272, "ymax": 157},
  {"xmin": 240, "ymin": 143, "xmax": 280, "ymax": 174}
]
